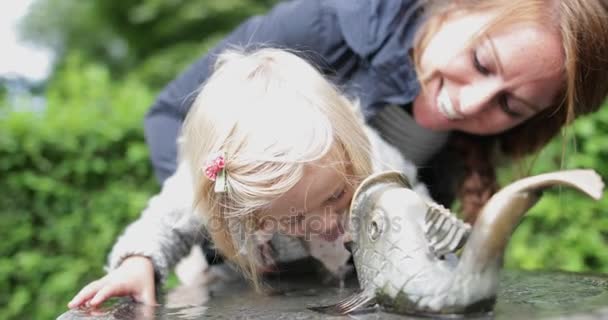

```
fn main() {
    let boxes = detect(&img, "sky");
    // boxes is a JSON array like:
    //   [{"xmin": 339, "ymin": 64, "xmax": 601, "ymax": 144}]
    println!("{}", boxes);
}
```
[{"xmin": 0, "ymin": 0, "xmax": 53, "ymax": 82}]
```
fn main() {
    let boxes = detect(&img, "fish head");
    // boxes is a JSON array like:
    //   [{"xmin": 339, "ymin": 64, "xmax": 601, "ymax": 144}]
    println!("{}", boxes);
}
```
[{"xmin": 347, "ymin": 171, "xmax": 429, "ymax": 291}]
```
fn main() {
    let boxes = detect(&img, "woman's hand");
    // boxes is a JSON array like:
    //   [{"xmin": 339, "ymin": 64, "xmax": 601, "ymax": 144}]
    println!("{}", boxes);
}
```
[{"xmin": 67, "ymin": 256, "xmax": 157, "ymax": 308}]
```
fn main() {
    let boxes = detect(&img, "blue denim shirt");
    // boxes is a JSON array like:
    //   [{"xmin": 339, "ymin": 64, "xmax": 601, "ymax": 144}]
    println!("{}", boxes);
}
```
[{"xmin": 144, "ymin": 0, "xmax": 459, "ymax": 205}]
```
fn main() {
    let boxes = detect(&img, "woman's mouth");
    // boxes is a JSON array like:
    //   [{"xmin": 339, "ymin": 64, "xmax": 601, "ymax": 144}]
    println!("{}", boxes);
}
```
[{"xmin": 437, "ymin": 85, "xmax": 462, "ymax": 120}]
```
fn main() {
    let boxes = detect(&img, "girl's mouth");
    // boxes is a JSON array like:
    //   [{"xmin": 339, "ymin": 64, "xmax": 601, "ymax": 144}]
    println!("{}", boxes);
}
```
[{"xmin": 319, "ymin": 226, "xmax": 343, "ymax": 242}]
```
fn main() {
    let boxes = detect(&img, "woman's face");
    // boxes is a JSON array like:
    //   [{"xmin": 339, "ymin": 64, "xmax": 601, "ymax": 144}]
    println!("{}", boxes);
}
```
[{"xmin": 412, "ymin": 10, "xmax": 565, "ymax": 134}]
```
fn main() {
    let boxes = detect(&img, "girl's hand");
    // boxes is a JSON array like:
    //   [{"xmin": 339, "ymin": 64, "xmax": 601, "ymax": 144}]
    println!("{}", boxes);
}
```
[{"xmin": 67, "ymin": 256, "xmax": 157, "ymax": 308}]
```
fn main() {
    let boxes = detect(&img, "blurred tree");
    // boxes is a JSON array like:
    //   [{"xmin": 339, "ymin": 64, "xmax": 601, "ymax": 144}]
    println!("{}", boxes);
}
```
[
  {"xmin": 0, "ymin": 79, "xmax": 6, "ymax": 102},
  {"xmin": 20, "ymin": 0, "xmax": 278, "ymax": 86},
  {"xmin": 503, "ymin": 108, "xmax": 608, "ymax": 273},
  {"xmin": 0, "ymin": 54, "xmax": 157, "ymax": 320},
  {"xmin": 6, "ymin": 3, "xmax": 279, "ymax": 318},
  {"xmin": 19, "ymin": 1, "xmax": 127, "ymax": 73}
]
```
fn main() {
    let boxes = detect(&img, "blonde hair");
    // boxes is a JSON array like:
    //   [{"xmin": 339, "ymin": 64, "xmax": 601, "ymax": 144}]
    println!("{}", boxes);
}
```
[
  {"xmin": 413, "ymin": 0, "xmax": 608, "ymax": 221},
  {"xmin": 180, "ymin": 48, "xmax": 372, "ymax": 289}
]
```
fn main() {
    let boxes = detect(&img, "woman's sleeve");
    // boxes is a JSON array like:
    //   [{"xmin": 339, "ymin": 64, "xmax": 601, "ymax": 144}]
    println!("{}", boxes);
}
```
[
  {"xmin": 106, "ymin": 161, "xmax": 205, "ymax": 284},
  {"xmin": 144, "ymin": 0, "xmax": 341, "ymax": 183}
]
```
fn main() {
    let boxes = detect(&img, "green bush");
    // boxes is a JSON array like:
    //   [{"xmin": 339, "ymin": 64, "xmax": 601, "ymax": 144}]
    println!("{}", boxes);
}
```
[
  {"xmin": 0, "ymin": 54, "xmax": 157, "ymax": 320},
  {"xmin": 505, "ymin": 101, "xmax": 608, "ymax": 273}
]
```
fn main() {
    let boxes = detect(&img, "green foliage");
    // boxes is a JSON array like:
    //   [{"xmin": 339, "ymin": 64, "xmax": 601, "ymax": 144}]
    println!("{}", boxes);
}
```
[
  {"xmin": 0, "ymin": 54, "xmax": 157, "ymax": 320},
  {"xmin": 8, "ymin": 1, "xmax": 279, "ymax": 318},
  {"xmin": 20, "ymin": 0, "xmax": 278, "ymax": 86},
  {"xmin": 133, "ymin": 41, "xmax": 214, "ymax": 89},
  {"xmin": 0, "ymin": 80, "xmax": 7, "ymax": 100},
  {"xmin": 19, "ymin": 1, "xmax": 128, "ymax": 72},
  {"xmin": 504, "ymin": 100, "xmax": 608, "ymax": 273}
]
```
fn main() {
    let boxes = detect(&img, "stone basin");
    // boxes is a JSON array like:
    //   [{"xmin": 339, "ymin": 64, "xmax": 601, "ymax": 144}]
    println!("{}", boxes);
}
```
[{"xmin": 58, "ymin": 260, "xmax": 608, "ymax": 320}]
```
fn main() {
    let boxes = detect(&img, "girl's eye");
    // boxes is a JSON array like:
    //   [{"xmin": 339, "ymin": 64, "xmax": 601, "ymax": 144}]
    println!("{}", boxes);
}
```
[
  {"xmin": 472, "ymin": 49, "xmax": 490, "ymax": 75},
  {"xmin": 326, "ymin": 187, "xmax": 346, "ymax": 204},
  {"xmin": 498, "ymin": 94, "xmax": 522, "ymax": 118}
]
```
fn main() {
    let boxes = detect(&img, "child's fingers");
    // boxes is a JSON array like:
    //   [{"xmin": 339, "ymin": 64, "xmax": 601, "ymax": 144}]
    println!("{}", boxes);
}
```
[
  {"xmin": 67, "ymin": 280, "xmax": 103, "ymax": 308},
  {"xmin": 89, "ymin": 283, "xmax": 125, "ymax": 307},
  {"xmin": 137, "ymin": 285, "xmax": 158, "ymax": 306}
]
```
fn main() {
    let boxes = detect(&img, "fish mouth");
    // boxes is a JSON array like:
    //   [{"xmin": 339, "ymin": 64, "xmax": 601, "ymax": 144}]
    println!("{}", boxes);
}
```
[{"xmin": 343, "ymin": 240, "xmax": 353, "ymax": 253}]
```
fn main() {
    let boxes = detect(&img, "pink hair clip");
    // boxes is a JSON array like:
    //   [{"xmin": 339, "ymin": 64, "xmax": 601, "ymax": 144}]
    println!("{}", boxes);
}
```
[{"xmin": 204, "ymin": 152, "xmax": 227, "ymax": 193}]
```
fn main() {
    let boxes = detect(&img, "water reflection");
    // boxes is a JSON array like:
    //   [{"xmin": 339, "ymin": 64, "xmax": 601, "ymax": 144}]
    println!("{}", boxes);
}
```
[{"xmin": 58, "ymin": 260, "xmax": 608, "ymax": 320}]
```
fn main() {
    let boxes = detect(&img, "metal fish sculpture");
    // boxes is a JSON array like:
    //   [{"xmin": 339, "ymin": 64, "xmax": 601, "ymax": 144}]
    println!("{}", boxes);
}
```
[{"xmin": 311, "ymin": 169, "xmax": 604, "ymax": 316}]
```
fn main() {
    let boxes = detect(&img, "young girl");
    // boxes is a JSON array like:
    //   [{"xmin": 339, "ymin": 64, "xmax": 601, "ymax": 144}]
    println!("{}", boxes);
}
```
[{"xmin": 68, "ymin": 48, "xmax": 426, "ymax": 308}]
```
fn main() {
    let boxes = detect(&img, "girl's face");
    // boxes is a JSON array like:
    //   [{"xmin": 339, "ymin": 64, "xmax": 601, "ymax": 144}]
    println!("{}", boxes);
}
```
[
  {"xmin": 412, "ymin": 10, "xmax": 564, "ymax": 135},
  {"xmin": 259, "ymin": 153, "xmax": 353, "ymax": 242}
]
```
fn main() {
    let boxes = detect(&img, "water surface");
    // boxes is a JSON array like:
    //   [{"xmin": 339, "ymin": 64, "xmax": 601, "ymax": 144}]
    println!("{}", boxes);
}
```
[{"xmin": 58, "ymin": 262, "xmax": 608, "ymax": 320}]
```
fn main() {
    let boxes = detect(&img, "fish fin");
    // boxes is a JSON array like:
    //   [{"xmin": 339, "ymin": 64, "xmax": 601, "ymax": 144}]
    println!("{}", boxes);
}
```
[
  {"xmin": 424, "ymin": 202, "xmax": 471, "ymax": 258},
  {"xmin": 308, "ymin": 289, "xmax": 376, "ymax": 315}
]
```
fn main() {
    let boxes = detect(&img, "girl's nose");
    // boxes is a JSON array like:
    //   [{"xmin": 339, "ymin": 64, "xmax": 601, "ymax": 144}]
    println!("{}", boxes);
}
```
[
  {"xmin": 321, "ymin": 211, "xmax": 343, "ymax": 233},
  {"xmin": 316, "ymin": 211, "xmax": 346, "ymax": 241},
  {"xmin": 458, "ymin": 79, "xmax": 502, "ymax": 116}
]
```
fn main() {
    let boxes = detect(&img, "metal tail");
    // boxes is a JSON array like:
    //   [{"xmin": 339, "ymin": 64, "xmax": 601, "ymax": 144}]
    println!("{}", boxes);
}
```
[{"xmin": 461, "ymin": 169, "xmax": 604, "ymax": 273}]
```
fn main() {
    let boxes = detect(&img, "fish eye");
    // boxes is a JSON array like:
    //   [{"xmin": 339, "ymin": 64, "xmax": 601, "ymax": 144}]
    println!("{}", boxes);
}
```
[{"xmin": 368, "ymin": 209, "xmax": 386, "ymax": 241}]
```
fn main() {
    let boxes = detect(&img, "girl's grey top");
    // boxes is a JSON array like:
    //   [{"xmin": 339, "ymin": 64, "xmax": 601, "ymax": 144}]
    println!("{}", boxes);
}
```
[
  {"xmin": 143, "ymin": 0, "xmax": 463, "ymax": 207},
  {"xmin": 107, "ymin": 126, "xmax": 429, "ymax": 284}
]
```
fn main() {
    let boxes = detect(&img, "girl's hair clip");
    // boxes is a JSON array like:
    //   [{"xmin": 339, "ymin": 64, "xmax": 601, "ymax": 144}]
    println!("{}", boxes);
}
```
[{"xmin": 204, "ymin": 152, "xmax": 227, "ymax": 193}]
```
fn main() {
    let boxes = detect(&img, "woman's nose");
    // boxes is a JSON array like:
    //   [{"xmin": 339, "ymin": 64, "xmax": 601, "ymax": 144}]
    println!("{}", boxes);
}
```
[{"xmin": 458, "ymin": 79, "xmax": 502, "ymax": 116}]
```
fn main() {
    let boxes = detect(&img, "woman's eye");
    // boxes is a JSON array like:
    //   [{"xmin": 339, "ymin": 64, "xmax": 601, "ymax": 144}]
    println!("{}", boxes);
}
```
[
  {"xmin": 472, "ymin": 49, "xmax": 490, "ymax": 75},
  {"xmin": 498, "ymin": 94, "xmax": 522, "ymax": 118}
]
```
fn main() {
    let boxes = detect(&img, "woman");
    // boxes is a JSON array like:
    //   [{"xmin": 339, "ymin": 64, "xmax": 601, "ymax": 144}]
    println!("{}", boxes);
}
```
[{"xmin": 143, "ymin": 0, "xmax": 608, "ymax": 285}]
